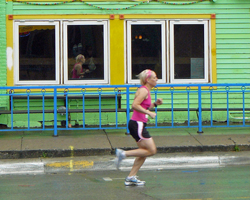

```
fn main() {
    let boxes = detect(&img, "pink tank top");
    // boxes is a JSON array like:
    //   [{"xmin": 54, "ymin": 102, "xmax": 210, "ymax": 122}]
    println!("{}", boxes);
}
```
[
  {"xmin": 72, "ymin": 63, "xmax": 83, "ymax": 79},
  {"xmin": 131, "ymin": 85, "xmax": 151, "ymax": 123}
]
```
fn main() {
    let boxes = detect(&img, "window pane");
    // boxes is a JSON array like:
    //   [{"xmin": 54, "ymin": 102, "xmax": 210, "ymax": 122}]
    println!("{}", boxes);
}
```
[
  {"xmin": 19, "ymin": 25, "xmax": 55, "ymax": 81},
  {"xmin": 131, "ymin": 25, "xmax": 162, "ymax": 79},
  {"xmin": 174, "ymin": 24, "xmax": 204, "ymax": 79},
  {"xmin": 67, "ymin": 25, "xmax": 104, "ymax": 80}
]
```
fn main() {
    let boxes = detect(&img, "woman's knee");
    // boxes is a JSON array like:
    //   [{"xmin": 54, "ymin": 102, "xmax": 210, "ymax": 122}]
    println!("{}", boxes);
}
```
[
  {"xmin": 138, "ymin": 139, "xmax": 157, "ymax": 156},
  {"xmin": 149, "ymin": 147, "xmax": 157, "ymax": 156},
  {"xmin": 146, "ymin": 146, "xmax": 157, "ymax": 156}
]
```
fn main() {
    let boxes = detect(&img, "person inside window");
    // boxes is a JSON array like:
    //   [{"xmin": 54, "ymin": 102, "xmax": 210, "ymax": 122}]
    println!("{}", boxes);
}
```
[{"xmin": 72, "ymin": 54, "xmax": 89, "ymax": 79}]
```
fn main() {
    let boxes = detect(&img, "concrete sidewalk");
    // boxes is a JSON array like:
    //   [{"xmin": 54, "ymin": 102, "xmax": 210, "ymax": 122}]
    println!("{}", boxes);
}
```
[{"xmin": 0, "ymin": 127, "xmax": 249, "ymax": 159}]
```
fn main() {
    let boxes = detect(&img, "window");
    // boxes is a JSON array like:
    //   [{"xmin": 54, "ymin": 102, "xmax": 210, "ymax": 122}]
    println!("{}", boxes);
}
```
[
  {"xmin": 127, "ymin": 19, "xmax": 210, "ymax": 84},
  {"xmin": 170, "ymin": 20, "xmax": 209, "ymax": 83},
  {"xmin": 14, "ymin": 20, "xmax": 109, "ymax": 85},
  {"xmin": 63, "ymin": 21, "xmax": 108, "ymax": 84},
  {"xmin": 14, "ymin": 21, "xmax": 60, "ymax": 85},
  {"xmin": 127, "ymin": 21, "xmax": 166, "ymax": 84}
]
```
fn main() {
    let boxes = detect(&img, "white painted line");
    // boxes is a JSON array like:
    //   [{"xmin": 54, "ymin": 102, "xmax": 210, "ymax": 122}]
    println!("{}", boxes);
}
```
[
  {"xmin": 103, "ymin": 177, "xmax": 113, "ymax": 181},
  {"xmin": 119, "ymin": 156, "xmax": 220, "ymax": 166},
  {"xmin": 112, "ymin": 178, "xmax": 125, "ymax": 180},
  {"xmin": 0, "ymin": 163, "xmax": 44, "ymax": 175}
]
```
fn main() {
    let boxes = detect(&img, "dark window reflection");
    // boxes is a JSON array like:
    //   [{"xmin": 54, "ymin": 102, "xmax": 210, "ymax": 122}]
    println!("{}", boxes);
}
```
[
  {"xmin": 174, "ymin": 24, "xmax": 204, "ymax": 79},
  {"xmin": 19, "ymin": 25, "xmax": 55, "ymax": 81},
  {"xmin": 131, "ymin": 24, "xmax": 162, "ymax": 79},
  {"xmin": 68, "ymin": 25, "xmax": 104, "ymax": 80}
]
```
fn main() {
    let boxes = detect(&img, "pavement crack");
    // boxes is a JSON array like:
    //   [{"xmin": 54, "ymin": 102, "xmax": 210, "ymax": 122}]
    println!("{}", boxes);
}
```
[
  {"xmin": 103, "ymin": 129, "xmax": 114, "ymax": 150},
  {"xmin": 187, "ymin": 131, "xmax": 203, "ymax": 146},
  {"xmin": 228, "ymin": 137, "xmax": 236, "ymax": 145}
]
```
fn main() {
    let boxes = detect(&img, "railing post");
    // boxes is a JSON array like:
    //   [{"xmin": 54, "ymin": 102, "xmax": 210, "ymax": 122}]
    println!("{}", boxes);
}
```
[
  {"xmin": 242, "ymin": 87, "xmax": 245, "ymax": 126},
  {"xmin": 126, "ymin": 86, "xmax": 130, "ymax": 134},
  {"xmin": 53, "ymin": 88, "xmax": 58, "ymax": 137},
  {"xmin": 197, "ymin": 85, "xmax": 203, "ymax": 134},
  {"xmin": 98, "ymin": 89, "xmax": 102, "ymax": 129}
]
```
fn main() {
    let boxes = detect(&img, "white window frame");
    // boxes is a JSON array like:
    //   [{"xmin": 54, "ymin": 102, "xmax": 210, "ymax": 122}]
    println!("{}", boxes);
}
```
[
  {"xmin": 169, "ymin": 20, "xmax": 209, "ymax": 83},
  {"xmin": 126, "ymin": 20, "xmax": 166, "ymax": 84},
  {"xmin": 14, "ymin": 21, "xmax": 60, "ymax": 85},
  {"xmin": 63, "ymin": 20, "xmax": 109, "ymax": 85}
]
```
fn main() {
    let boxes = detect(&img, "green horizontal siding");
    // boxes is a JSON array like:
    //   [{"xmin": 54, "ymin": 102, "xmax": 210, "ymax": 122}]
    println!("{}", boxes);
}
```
[
  {"xmin": 218, "ymin": 64, "xmax": 250, "ymax": 68},
  {"xmin": 217, "ymin": 59, "xmax": 249, "ymax": 64},
  {"xmin": 213, "ymin": 1, "xmax": 250, "ymax": 84},
  {"xmin": 217, "ymin": 49, "xmax": 250, "ymax": 54},
  {"xmin": 217, "ymin": 39, "xmax": 250, "ymax": 44}
]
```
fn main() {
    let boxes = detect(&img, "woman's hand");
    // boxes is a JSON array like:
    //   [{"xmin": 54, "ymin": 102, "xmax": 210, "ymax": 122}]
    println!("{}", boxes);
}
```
[
  {"xmin": 148, "ymin": 111, "xmax": 157, "ymax": 119},
  {"xmin": 155, "ymin": 98, "xmax": 163, "ymax": 106}
]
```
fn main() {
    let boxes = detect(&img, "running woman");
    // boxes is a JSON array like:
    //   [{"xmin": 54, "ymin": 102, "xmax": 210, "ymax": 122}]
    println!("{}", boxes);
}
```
[{"xmin": 115, "ymin": 69, "xmax": 163, "ymax": 186}]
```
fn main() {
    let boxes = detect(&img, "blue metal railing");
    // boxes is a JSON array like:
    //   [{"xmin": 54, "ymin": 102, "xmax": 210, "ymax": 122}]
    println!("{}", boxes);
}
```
[{"xmin": 0, "ymin": 83, "xmax": 249, "ymax": 136}]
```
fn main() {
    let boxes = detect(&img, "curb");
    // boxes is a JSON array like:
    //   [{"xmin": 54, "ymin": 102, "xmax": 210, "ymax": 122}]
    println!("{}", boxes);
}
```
[
  {"xmin": 0, "ymin": 148, "xmax": 112, "ymax": 159},
  {"xmin": 157, "ymin": 144, "xmax": 250, "ymax": 153},
  {"xmin": 1, "ymin": 145, "xmax": 250, "ymax": 159}
]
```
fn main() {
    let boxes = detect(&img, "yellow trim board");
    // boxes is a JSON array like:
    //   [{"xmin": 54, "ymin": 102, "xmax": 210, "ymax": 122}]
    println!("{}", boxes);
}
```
[
  {"xmin": 11, "ymin": 14, "xmax": 212, "ymax": 20},
  {"xmin": 11, "ymin": 14, "xmax": 110, "ymax": 20},
  {"xmin": 123, "ymin": 14, "xmax": 212, "ymax": 19},
  {"xmin": 211, "ymin": 18, "xmax": 217, "ymax": 83},
  {"xmin": 6, "ymin": 15, "xmax": 14, "ymax": 86}
]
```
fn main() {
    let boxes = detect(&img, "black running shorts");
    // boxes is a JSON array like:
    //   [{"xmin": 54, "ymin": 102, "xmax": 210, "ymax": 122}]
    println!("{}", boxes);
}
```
[{"xmin": 128, "ymin": 120, "xmax": 152, "ymax": 142}]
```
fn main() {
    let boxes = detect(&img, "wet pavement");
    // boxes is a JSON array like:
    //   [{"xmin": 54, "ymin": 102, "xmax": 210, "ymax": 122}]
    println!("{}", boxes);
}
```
[{"xmin": 1, "ymin": 165, "xmax": 250, "ymax": 200}]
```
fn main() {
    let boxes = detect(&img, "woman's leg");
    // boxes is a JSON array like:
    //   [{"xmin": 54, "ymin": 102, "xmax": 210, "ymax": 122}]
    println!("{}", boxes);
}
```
[{"xmin": 126, "ymin": 138, "xmax": 157, "ymax": 177}]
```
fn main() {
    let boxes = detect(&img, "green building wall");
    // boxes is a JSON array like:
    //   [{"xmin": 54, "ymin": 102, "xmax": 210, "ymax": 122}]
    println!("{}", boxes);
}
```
[
  {"xmin": 0, "ymin": 1, "xmax": 6, "ymax": 88},
  {"xmin": 0, "ymin": 0, "xmax": 8, "ymax": 126}
]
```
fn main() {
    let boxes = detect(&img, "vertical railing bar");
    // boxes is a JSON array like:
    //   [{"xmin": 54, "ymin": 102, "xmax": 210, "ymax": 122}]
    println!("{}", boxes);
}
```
[
  {"xmin": 65, "ymin": 91, "xmax": 69, "ymax": 129},
  {"xmin": 226, "ymin": 88, "xmax": 229, "ymax": 127},
  {"xmin": 27, "ymin": 91, "xmax": 30, "ymax": 130},
  {"xmin": 154, "ymin": 89, "xmax": 158, "ymax": 128},
  {"xmin": 10, "ymin": 91, "xmax": 14, "ymax": 130},
  {"xmin": 82, "ymin": 92, "xmax": 85, "ymax": 129},
  {"xmin": 197, "ymin": 85, "xmax": 203, "ymax": 133},
  {"xmin": 126, "ymin": 86, "xmax": 130, "ymax": 134},
  {"xmin": 42, "ymin": 90, "xmax": 45, "ymax": 130},
  {"xmin": 242, "ymin": 89, "xmax": 245, "ymax": 126},
  {"xmin": 187, "ymin": 89, "xmax": 190, "ymax": 127},
  {"xmin": 98, "ymin": 89, "xmax": 102, "ymax": 129},
  {"xmin": 53, "ymin": 88, "xmax": 58, "ymax": 137},
  {"xmin": 171, "ymin": 89, "xmax": 174, "ymax": 128},
  {"xmin": 210, "ymin": 88, "xmax": 213, "ymax": 127},
  {"xmin": 115, "ymin": 89, "xmax": 118, "ymax": 129}
]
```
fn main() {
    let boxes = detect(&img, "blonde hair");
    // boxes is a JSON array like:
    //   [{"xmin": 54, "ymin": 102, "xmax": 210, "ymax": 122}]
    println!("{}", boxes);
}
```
[
  {"xmin": 136, "ymin": 69, "xmax": 153, "ymax": 85},
  {"xmin": 76, "ymin": 54, "xmax": 85, "ymax": 63}
]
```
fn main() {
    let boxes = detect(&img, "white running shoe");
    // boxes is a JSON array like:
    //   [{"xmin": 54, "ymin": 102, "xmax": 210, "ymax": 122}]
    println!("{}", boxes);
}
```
[
  {"xmin": 114, "ymin": 148, "xmax": 125, "ymax": 170},
  {"xmin": 125, "ymin": 176, "xmax": 146, "ymax": 186}
]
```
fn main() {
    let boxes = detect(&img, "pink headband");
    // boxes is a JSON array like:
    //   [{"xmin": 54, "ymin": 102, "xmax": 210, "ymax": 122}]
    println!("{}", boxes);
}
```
[{"xmin": 146, "ymin": 70, "xmax": 152, "ymax": 80}]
